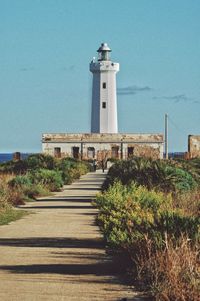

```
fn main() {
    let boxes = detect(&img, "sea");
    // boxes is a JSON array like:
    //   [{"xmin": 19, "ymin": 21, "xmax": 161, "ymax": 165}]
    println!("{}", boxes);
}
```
[{"xmin": 0, "ymin": 153, "xmax": 32, "ymax": 163}]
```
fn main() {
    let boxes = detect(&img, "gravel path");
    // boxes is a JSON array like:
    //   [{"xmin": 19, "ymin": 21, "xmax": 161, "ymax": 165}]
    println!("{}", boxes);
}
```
[{"xmin": 0, "ymin": 171, "xmax": 145, "ymax": 301}]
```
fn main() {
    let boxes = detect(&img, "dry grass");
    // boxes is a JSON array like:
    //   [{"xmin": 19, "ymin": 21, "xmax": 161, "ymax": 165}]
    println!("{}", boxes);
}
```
[
  {"xmin": 173, "ymin": 189, "xmax": 200, "ymax": 216},
  {"xmin": 0, "ymin": 174, "xmax": 25, "ymax": 208},
  {"xmin": 136, "ymin": 235, "xmax": 199, "ymax": 301}
]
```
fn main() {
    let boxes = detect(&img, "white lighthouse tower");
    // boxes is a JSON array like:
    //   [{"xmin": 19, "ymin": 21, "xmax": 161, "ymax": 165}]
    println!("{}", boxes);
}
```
[{"xmin": 90, "ymin": 43, "xmax": 119, "ymax": 133}]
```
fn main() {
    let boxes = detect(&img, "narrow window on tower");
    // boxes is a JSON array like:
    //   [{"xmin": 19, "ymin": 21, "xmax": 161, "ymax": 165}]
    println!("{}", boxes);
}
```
[
  {"xmin": 102, "ymin": 102, "xmax": 106, "ymax": 109},
  {"xmin": 102, "ymin": 82, "xmax": 106, "ymax": 89}
]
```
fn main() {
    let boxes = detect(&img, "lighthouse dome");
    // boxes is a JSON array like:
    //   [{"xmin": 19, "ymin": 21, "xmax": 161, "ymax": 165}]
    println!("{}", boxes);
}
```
[{"xmin": 97, "ymin": 43, "xmax": 111, "ymax": 52}]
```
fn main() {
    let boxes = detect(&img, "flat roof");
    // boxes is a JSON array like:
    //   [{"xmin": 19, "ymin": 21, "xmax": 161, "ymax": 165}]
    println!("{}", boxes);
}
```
[{"xmin": 42, "ymin": 133, "xmax": 164, "ymax": 143}]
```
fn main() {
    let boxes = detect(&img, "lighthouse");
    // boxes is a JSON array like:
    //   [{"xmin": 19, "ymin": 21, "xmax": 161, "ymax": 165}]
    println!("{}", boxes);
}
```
[
  {"xmin": 90, "ymin": 43, "xmax": 119, "ymax": 133},
  {"xmin": 42, "ymin": 42, "xmax": 164, "ymax": 161}
]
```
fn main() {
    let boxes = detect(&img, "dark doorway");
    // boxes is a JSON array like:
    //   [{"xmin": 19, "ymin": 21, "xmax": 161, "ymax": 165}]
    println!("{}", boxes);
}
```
[
  {"xmin": 54, "ymin": 147, "xmax": 61, "ymax": 158},
  {"xmin": 111, "ymin": 146, "xmax": 119, "ymax": 159},
  {"xmin": 128, "ymin": 147, "xmax": 134, "ymax": 158},
  {"xmin": 72, "ymin": 147, "xmax": 79, "ymax": 159}
]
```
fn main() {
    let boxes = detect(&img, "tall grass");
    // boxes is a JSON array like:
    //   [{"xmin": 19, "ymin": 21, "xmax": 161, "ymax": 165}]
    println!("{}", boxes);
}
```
[{"xmin": 136, "ymin": 235, "xmax": 199, "ymax": 301}]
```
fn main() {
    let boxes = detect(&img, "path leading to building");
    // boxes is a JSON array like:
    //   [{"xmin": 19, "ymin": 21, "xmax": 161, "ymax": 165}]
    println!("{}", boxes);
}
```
[{"xmin": 0, "ymin": 171, "xmax": 145, "ymax": 301}]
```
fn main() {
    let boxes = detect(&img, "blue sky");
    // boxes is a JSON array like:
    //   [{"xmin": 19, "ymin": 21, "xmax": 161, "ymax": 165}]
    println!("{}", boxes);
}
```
[{"xmin": 0, "ymin": 0, "xmax": 199, "ymax": 152}]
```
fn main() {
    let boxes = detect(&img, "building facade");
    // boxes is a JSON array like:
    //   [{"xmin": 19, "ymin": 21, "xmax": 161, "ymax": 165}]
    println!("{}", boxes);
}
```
[{"xmin": 42, "ymin": 133, "xmax": 164, "ymax": 160}]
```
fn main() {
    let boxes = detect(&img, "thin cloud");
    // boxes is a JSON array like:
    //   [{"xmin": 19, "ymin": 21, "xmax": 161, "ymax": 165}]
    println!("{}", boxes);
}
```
[
  {"xmin": 117, "ymin": 85, "xmax": 152, "ymax": 95},
  {"xmin": 152, "ymin": 94, "xmax": 198, "ymax": 104}
]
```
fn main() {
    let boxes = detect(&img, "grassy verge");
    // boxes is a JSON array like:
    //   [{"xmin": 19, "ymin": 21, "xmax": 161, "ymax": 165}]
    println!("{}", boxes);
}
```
[{"xmin": 0, "ymin": 207, "xmax": 28, "ymax": 225}]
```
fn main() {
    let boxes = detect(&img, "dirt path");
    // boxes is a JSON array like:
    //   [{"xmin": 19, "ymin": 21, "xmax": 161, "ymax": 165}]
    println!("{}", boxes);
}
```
[{"xmin": 0, "ymin": 171, "xmax": 145, "ymax": 301}]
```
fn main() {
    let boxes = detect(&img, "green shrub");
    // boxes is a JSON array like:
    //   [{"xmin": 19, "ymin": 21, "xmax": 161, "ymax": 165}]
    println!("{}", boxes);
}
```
[
  {"xmin": 28, "ymin": 168, "xmax": 63, "ymax": 191},
  {"xmin": 158, "ymin": 211, "xmax": 199, "ymax": 241},
  {"xmin": 103, "ymin": 158, "xmax": 197, "ymax": 193},
  {"xmin": 8, "ymin": 175, "xmax": 32, "ymax": 188},
  {"xmin": 164, "ymin": 165, "xmax": 197, "ymax": 192},
  {"xmin": 96, "ymin": 181, "xmax": 199, "ymax": 250},
  {"xmin": 0, "ymin": 160, "xmax": 28, "ymax": 174},
  {"xmin": 0, "ymin": 154, "xmax": 56, "ymax": 174},
  {"xmin": 25, "ymin": 154, "xmax": 56, "ymax": 170},
  {"xmin": 22, "ymin": 184, "xmax": 50, "ymax": 199},
  {"xmin": 56, "ymin": 158, "xmax": 90, "ymax": 184}
]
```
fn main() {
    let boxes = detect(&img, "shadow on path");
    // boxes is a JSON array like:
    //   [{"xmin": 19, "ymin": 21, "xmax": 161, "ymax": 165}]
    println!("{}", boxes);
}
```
[
  {"xmin": 0, "ymin": 262, "xmax": 117, "ymax": 276},
  {"xmin": 20, "ymin": 205, "xmax": 96, "ymax": 209},
  {"xmin": 0, "ymin": 237, "xmax": 104, "ymax": 249}
]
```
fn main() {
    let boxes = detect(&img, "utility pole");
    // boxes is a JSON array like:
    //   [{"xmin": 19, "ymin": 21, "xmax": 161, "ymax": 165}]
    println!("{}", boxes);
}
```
[{"xmin": 165, "ymin": 113, "xmax": 168, "ymax": 159}]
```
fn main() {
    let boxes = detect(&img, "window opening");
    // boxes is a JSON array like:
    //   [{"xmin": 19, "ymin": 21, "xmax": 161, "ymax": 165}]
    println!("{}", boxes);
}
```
[
  {"xmin": 54, "ymin": 147, "xmax": 61, "ymax": 158},
  {"xmin": 87, "ymin": 147, "xmax": 95, "ymax": 159},
  {"xmin": 111, "ymin": 146, "xmax": 119, "ymax": 159},
  {"xmin": 72, "ymin": 147, "xmax": 79, "ymax": 159},
  {"xmin": 102, "ymin": 102, "xmax": 106, "ymax": 109},
  {"xmin": 128, "ymin": 147, "xmax": 134, "ymax": 158}
]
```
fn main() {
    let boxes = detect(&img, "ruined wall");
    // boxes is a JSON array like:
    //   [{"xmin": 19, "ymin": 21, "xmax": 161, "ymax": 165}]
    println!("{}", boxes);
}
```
[
  {"xmin": 188, "ymin": 135, "xmax": 200, "ymax": 158},
  {"xmin": 123, "ymin": 144, "xmax": 162, "ymax": 160}
]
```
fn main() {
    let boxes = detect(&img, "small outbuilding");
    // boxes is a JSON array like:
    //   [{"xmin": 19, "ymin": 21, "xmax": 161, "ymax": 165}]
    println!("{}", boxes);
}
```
[{"xmin": 42, "ymin": 133, "xmax": 164, "ymax": 160}]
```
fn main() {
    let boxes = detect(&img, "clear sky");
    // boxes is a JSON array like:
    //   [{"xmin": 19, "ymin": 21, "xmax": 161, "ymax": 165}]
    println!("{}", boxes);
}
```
[{"xmin": 0, "ymin": 0, "xmax": 199, "ymax": 152}]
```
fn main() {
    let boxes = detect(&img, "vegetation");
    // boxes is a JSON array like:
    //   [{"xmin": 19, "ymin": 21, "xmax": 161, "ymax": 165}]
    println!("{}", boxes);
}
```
[
  {"xmin": 95, "ymin": 157, "xmax": 200, "ymax": 301},
  {"xmin": 103, "ymin": 158, "xmax": 197, "ymax": 193},
  {"xmin": 0, "ymin": 206, "xmax": 27, "ymax": 226},
  {"xmin": 0, "ymin": 154, "xmax": 91, "ymax": 225}
]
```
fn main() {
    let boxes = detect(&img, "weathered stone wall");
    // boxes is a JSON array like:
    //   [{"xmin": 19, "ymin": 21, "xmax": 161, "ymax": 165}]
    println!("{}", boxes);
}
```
[
  {"xmin": 188, "ymin": 135, "xmax": 200, "ymax": 158},
  {"xmin": 125, "ymin": 144, "xmax": 161, "ymax": 160},
  {"xmin": 42, "ymin": 133, "xmax": 164, "ymax": 160}
]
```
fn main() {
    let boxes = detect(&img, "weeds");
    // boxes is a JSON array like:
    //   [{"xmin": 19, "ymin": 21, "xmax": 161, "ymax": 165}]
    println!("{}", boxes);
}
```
[{"xmin": 136, "ymin": 236, "xmax": 199, "ymax": 301}]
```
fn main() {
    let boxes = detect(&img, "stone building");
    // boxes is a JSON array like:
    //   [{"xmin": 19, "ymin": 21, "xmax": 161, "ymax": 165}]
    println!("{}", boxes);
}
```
[
  {"xmin": 42, "ymin": 43, "xmax": 164, "ymax": 160},
  {"xmin": 42, "ymin": 133, "xmax": 164, "ymax": 160},
  {"xmin": 188, "ymin": 135, "xmax": 200, "ymax": 158}
]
